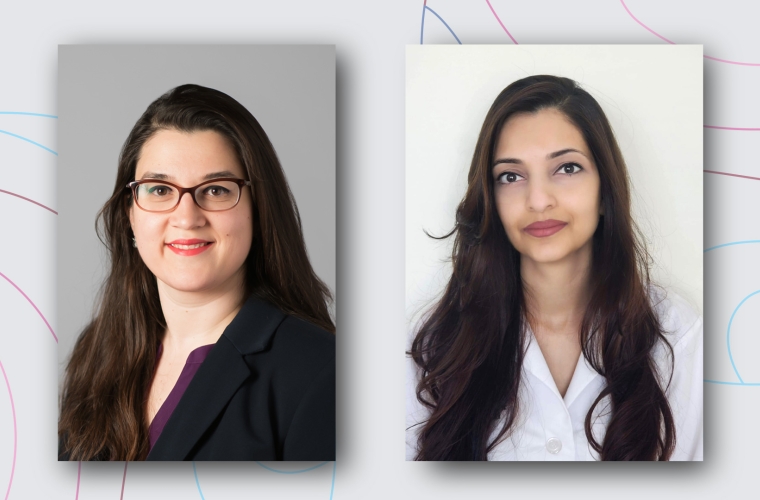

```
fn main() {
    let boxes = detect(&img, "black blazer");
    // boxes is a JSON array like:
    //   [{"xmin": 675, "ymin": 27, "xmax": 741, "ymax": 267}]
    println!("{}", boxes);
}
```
[{"xmin": 147, "ymin": 296, "xmax": 336, "ymax": 460}]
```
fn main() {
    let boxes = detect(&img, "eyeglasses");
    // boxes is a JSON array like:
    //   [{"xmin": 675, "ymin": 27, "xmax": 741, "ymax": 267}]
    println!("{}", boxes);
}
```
[{"xmin": 126, "ymin": 178, "xmax": 252, "ymax": 213}]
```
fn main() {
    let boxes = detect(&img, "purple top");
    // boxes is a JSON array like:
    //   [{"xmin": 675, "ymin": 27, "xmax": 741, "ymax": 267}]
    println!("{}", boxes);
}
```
[{"xmin": 149, "ymin": 343, "xmax": 215, "ymax": 450}]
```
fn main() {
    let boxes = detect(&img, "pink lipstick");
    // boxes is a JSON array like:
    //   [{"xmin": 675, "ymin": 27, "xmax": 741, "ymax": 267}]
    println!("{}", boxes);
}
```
[
  {"xmin": 166, "ymin": 238, "xmax": 213, "ymax": 256},
  {"xmin": 523, "ymin": 219, "xmax": 567, "ymax": 238}
]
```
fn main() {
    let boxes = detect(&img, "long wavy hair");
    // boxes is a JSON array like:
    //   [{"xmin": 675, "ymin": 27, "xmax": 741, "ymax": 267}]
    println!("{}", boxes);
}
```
[
  {"xmin": 410, "ymin": 75, "xmax": 675, "ymax": 461},
  {"xmin": 60, "ymin": 84, "xmax": 334, "ymax": 461}
]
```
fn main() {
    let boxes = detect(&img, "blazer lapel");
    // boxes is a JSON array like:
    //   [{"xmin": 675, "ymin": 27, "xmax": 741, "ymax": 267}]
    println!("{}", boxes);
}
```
[
  {"xmin": 146, "ymin": 336, "xmax": 251, "ymax": 460},
  {"xmin": 146, "ymin": 296, "xmax": 287, "ymax": 461}
]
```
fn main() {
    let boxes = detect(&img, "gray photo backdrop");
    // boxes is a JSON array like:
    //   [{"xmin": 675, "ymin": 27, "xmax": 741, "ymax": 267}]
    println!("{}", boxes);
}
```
[{"xmin": 57, "ymin": 45, "xmax": 336, "ymax": 381}]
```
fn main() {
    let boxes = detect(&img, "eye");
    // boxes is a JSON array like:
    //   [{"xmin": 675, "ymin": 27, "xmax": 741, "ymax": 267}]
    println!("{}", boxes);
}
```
[
  {"xmin": 496, "ymin": 171, "xmax": 524, "ymax": 184},
  {"xmin": 556, "ymin": 162, "xmax": 583, "ymax": 175},
  {"xmin": 146, "ymin": 184, "xmax": 173, "ymax": 197},
  {"xmin": 202, "ymin": 185, "xmax": 232, "ymax": 197}
]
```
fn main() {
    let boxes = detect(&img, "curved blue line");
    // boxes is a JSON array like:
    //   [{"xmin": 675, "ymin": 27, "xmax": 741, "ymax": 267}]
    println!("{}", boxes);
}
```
[
  {"xmin": 330, "ymin": 461, "xmax": 336, "ymax": 500},
  {"xmin": 424, "ymin": 6, "xmax": 462, "ymax": 44},
  {"xmin": 726, "ymin": 289, "xmax": 760, "ymax": 384},
  {"xmin": 705, "ymin": 379, "xmax": 760, "ymax": 386},
  {"xmin": 0, "ymin": 129, "xmax": 57, "ymax": 155},
  {"xmin": 254, "ymin": 461, "xmax": 330, "ymax": 474},
  {"xmin": 420, "ymin": 2, "xmax": 426, "ymax": 44},
  {"xmin": 705, "ymin": 240, "xmax": 760, "ymax": 253},
  {"xmin": 0, "ymin": 111, "xmax": 57, "ymax": 118},
  {"xmin": 192, "ymin": 462, "xmax": 206, "ymax": 500}
]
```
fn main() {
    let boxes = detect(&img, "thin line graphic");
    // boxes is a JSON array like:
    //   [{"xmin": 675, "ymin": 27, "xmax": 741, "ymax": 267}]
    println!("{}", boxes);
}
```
[
  {"xmin": 704, "ymin": 170, "xmax": 760, "ymax": 182},
  {"xmin": 705, "ymin": 240, "xmax": 760, "ymax": 253},
  {"xmin": 0, "ymin": 270, "xmax": 57, "ymax": 342},
  {"xmin": 0, "ymin": 112, "xmax": 57, "ymax": 118},
  {"xmin": 330, "ymin": 461, "xmax": 336, "ymax": 500},
  {"xmin": 0, "ymin": 129, "xmax": 57, "ymax": 155},
  {"xmin": 120, "ymin": 462, "xmax": 127, "ymax": 500},
  {"xmin": 0, "ymin": 360, "xmax": 16, "ymax": 500},
  {"xmin": 0, "ymin": 189, "xmax": 57, "ymax": 214},
  {"xmin": 726, "ymin": 290, "xmax": 760, "ymax": 384},
  {"xmin": 485, "ymin": 0, "xmax": 518, "ymax": 43},
  {"xmin": 192, "ymin": 462, "xmax": 206, "ymax": 500},
  {"xmin": 254, "ymin": 461, "xmax": 330, "ymax": 474},
  {"xmin": 705, "ymin": 379, "xmax": 760, "ymax": 386},
  {"xmin": 705, "ymin": 125, "xmax": 760, "ymax": 131},
  {"xmin": 420, "ymin": 0, "xmax": 427, "ymax": 45},
  {"xmin": 620, "ymin": 0, "xmax": 760, "ymax": 67},
  {"xmin": 75, "ymin": 462, "xmax": 81, "ymax": 500},
  {"xmin": 423, "ymin": 6, "xmax": 462, "ymax": 44}
]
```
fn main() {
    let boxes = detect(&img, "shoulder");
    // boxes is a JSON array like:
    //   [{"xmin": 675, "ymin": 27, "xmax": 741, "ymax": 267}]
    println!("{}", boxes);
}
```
[{"xmin": 649, "ymin": 286, "xmax": 703, "ymax": 350}]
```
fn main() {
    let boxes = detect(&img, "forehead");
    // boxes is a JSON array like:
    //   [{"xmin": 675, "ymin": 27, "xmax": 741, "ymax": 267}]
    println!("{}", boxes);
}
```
[
  {"xmin": 135, "ymin": 128, "xmax": 245, "ymax": 181},
  {"xmin": 496, "ymin": 108, "xmax": 590, "ymax": 157}
]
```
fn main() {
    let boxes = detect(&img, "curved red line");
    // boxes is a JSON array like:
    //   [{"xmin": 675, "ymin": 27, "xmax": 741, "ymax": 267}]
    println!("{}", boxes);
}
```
[
  {"xmin": 485, "ymin": 0, "xmax": 518, "ymax": 44},
  {"xmin": 120, "ymin": 462, "xmax": 128, "ymax": 500},
  {"xmin": 705, "ymin": 125, "xmax": 760, "ymax": 131},
  {"xmin": 704, "ymin": 169, "xmax": 760, "ymax": 182},
  {"xmin": 620, "ymin": 0, "xmax": 760, "ymax": 67},
  {"xmin": 0, "ymin": 271, "xmax": 57, "ymax": 342},
  {"xmin": 0, "ymin": 360, "xmax": 16, "ymax": 500},
  {"xmin": 75, "ymin": 462, "xmax": 81, "ymax": 500},
  {"xmin": 0, "ymin": 189, "xmax": 57, "ymax": 215}
]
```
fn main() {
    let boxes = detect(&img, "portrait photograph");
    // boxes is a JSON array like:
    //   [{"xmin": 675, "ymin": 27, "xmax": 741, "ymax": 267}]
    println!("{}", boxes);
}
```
[
  {"xmin": 57, "ymin": 45, "xmax": 336, "ymax": 461},
  {"xmin": 405, "ymin": 45, "xmax": 703, "ymax": 461}
]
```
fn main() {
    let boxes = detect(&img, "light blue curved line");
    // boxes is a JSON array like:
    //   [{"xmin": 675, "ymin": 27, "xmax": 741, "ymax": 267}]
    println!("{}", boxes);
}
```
[
  {"xmin": 420, "ymin": 2, "xmax": 426, "ymax": 44},
  {"xmin": 0, "ymin": 129, "xmax": 57, "ymax": 155},
  {"xmin": 726, "ymin": 289, "xmax": 760, "ymax": 384},
  {"xmin": 192, "ymin": 462, "xmax": 206, "ymax": 500},
  {"xmin": 330, "ymin": 461, "xmax": 336, "ymax": 500},
  {"xmin": 704, "ymin": 240, "xmax": 760, "ymax": 253},
  {"xmin": 705, "ymin": 379, "xmax": 760, "ymax": 386},
  {"xmin": 0, "ymin": 111, "xmax": 57, "ymax": 118},
  {"xmin": 254, "ymin": 461, "xmax": 330, "ymax": 474},
  {"xmin": 424, "ymin": 6, "xmax": 462, "ymax": 44}
]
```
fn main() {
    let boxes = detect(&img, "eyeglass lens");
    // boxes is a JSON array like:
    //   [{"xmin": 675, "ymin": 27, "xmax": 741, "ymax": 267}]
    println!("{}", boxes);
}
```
[{"xmin": 135, "ymin": 181, "xmax": 242, "ymax": 212}]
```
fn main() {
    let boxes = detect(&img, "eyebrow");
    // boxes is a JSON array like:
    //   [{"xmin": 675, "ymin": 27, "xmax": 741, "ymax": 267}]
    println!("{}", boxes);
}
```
[
  {"xmin": 139, "ymin": 170, "xmax": 240, "ymax": 181},
  {"xmin": 492, "ymin": 148, "xmax": 590, "ymax": 168}
]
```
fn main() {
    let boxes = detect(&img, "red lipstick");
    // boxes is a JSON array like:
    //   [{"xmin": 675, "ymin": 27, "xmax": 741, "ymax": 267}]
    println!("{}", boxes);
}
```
[
  {"xmin": 166, "ymin": 238, "xmax": 213, "ymax": 256},
  {"xmin": 523, "ymin": 220, "xmax": 567, "ymax": 238}
]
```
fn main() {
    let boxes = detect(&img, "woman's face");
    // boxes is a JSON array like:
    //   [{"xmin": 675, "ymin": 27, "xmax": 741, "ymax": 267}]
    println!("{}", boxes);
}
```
[
  {"xmin": 129, "ymin": 129, "xmax": 253, "ymax": 295},
  {"xmin": 492, "ymin": 108, "xmax": 601, "ymax": 266}
]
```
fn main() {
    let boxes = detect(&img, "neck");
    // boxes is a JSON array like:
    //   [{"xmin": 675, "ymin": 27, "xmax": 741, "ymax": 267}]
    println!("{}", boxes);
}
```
[
  {"xmin": 521, "ymin": 244, "xmax": 592, "ymax": 335},
  {"xmin": 156, "ymin": 271, "xmax": 246, "ymax": 351}
]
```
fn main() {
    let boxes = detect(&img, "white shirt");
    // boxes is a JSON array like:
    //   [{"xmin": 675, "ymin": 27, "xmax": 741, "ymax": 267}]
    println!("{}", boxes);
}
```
[{"xmin": 406, "ymin": 291, "xmax": 703, "ymax": 461}]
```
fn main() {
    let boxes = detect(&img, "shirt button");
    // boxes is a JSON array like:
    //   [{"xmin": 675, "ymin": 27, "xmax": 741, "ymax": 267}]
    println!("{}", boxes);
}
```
[{"xmin": 546, "ymin": 437, "xmax": 562, "ymax": 454}]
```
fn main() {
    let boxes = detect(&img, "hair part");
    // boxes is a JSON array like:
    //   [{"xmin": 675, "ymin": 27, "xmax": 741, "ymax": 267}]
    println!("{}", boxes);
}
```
[
  {"xmin": 410, "ymin": 75, "xmax": 675, "ymax": 461},
  {"xmin": 60, "ymin": 84, "xmax": 334, "ymax": 460}
]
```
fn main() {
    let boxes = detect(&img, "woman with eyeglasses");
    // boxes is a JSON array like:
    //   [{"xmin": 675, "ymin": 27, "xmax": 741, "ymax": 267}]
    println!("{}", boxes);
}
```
[
  {"xmin": 407, "ymin": 75, "xmax": 702, "ymax": 461},
  {"xmin": 58, "ymin": 84, "xmax": 335, "ymax": 461}
]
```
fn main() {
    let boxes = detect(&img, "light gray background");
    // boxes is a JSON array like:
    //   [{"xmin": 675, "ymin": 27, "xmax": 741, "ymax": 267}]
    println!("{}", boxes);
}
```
[{"xmin": 57, "ymin": 45, "xmax": 336, "ymax": 377}]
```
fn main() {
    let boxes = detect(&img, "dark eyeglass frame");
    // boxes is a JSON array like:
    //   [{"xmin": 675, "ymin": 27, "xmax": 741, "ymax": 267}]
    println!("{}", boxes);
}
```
[{"xmin": 126, "ymin": 178, "xmax": 252, "ymax": 213}]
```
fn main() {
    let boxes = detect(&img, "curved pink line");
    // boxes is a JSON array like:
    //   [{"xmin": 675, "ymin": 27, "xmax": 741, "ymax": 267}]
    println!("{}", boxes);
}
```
[
  {"xmin": 0, "ymin": 360, "xmax": 17, "ymax": 500},
  {"xmin": 485, "ymin": 0, "xmax": 518, "ymax": 44},
  {"xmin": 75, "ymin": 462, "xmax": 81, "ymax": 500},
  {"xmin": 704, "ymin": 169, "xmax": 760, "ymax": 182},
  {"xmin": 0, "ymin": 189, "xmax": 57, "ymax": 215},
  {"xmin": 620, "ymin": 0, "xmax": 760, "ymax": 67},
  {"xmin": 705, "ymin": 125, "xmax": 760, "ymax": 131},
  {"xmin": 0, "ymin": 271, "xmax": 57, "ymax": 343},
  {"xmin": 120, "ymin": 462, "xmax": 127, "ymax": 500}
]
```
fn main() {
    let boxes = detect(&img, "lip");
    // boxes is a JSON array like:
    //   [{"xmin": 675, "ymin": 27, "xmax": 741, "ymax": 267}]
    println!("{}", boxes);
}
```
[
  {"xmin": 166, "ymin": 238, "xmax": 214, "ymax": 256},
  {"xmin": 523, "ymin": 219, "xmax": 567, "ymax": 238}
]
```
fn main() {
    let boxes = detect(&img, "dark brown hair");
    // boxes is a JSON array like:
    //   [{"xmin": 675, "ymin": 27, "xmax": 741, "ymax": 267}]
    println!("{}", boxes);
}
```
[
  {"xmin": 59, "ymin": 84, "xmax": 334, "ymax": 460},
  {"xmin": 410, "ymin": 75, "xmax": 675, "ymax": 461}
]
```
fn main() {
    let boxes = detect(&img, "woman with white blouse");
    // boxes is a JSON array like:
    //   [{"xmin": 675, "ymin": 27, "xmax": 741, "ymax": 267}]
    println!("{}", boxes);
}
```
[{"xmin": 406, "ymin": 75, "xmax": 702, "ymax": 461}]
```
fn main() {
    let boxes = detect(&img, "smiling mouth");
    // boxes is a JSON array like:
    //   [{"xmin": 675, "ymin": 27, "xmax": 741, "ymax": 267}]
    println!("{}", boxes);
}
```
[{"xmin": 169, "ymin": 242, "xmax": 211, "ymax": 250}]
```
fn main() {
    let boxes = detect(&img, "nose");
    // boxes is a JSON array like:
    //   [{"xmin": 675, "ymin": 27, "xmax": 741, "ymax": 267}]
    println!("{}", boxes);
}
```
[
  {"xmin": 169, "ymin": 192, "xmax": 207, "ymax": 229},
  {"xmin": 525, "ymin": 178, "xmax": 556, "ymax": 213}
]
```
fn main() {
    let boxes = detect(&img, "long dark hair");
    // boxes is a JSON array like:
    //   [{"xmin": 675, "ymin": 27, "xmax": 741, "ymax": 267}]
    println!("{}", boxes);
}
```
[
  {"xmin": 410, "ymin": 75, "xmax": 675, "ymax": 461},
  {"xmin": 60, "ymin": 84, "xmax": 334, "ymax": 461}
]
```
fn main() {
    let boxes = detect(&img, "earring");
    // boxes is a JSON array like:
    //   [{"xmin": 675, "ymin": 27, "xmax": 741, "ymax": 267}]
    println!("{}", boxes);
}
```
[{"xmin": 132, "ymin": 237, "xmax": 137, "ymax": 248}]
